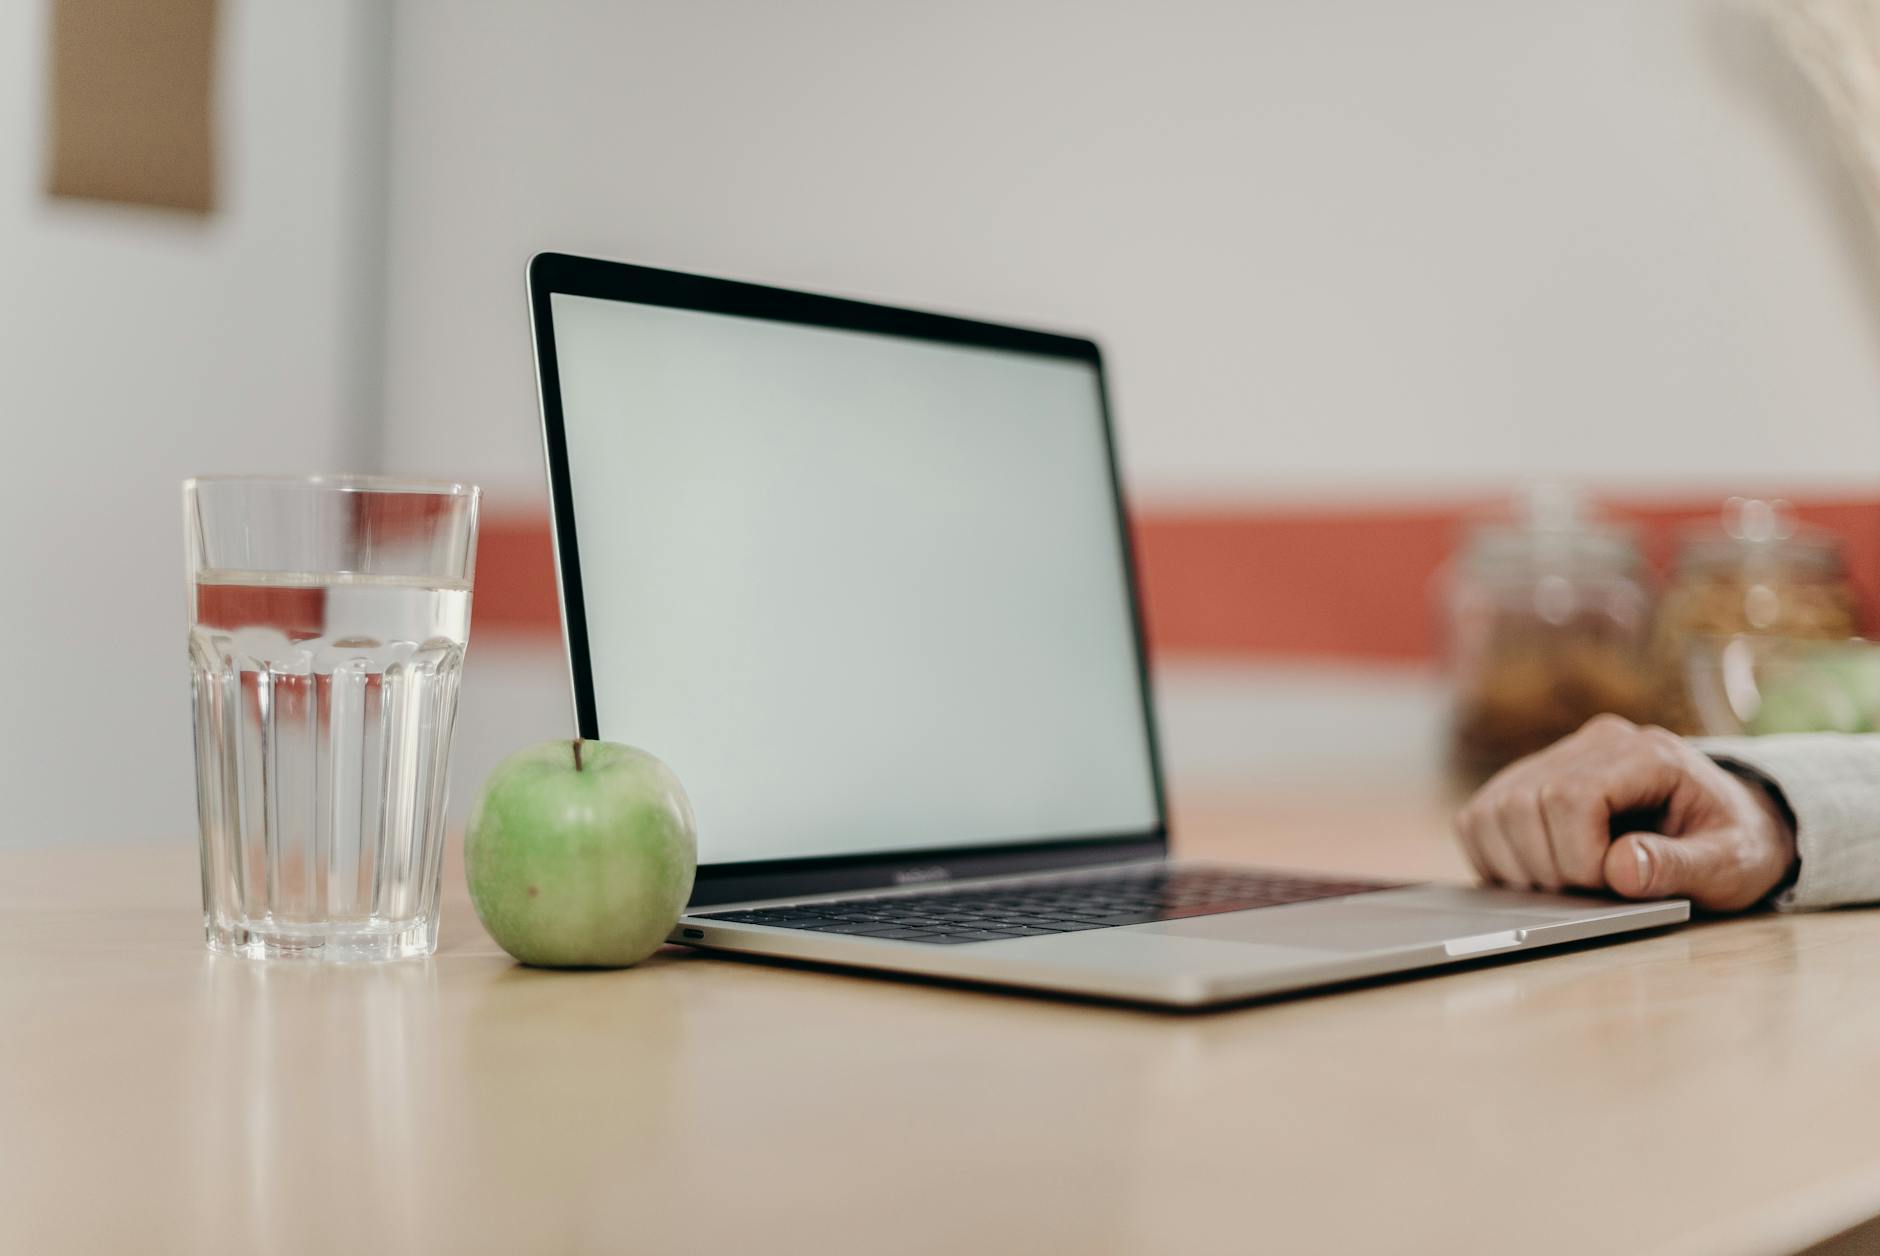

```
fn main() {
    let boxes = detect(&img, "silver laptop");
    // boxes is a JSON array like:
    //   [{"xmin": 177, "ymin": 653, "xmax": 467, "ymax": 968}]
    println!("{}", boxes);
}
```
[{"xmin": 526, "ymin": 253, "xmax": 1687, "ymax": 1008}]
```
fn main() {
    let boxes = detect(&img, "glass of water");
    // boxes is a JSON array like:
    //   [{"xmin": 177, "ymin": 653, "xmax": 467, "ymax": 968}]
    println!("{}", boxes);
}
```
[{"xmin": 185, "ymin": 475, "xmax": 480, "ymax": 960}]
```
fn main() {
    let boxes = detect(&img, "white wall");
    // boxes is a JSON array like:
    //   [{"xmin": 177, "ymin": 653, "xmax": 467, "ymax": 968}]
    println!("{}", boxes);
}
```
[
  {"xmin": 373, "ymin": 0, "xmax": 1880, "ymax": 814},
  {"xmin": 40, "ymin": 2, "xmax": 1867, "ymax": 846},
  {"xmin": 379, "ymin": 0, "xmax": 1880, "ymax": 508},
  {"xmin": 0, "ymin": 3, "xmax": 387, "ymax": 845}
]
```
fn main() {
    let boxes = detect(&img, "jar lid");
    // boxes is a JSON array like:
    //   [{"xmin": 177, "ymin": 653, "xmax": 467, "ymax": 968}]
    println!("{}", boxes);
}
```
[
  {"xmin": 1675, "ymin": 498, "xmax": 1845, "ymax": 577},
  {"xmin": 1461, "ymin": 483, "xmax": 1642, "ymax": 576}
]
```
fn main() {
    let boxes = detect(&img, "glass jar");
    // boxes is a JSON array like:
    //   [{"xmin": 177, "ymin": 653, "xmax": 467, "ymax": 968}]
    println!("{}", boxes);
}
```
[
  {"xmin": 1445, "ymin": 486, "xmax": 1658, "ymax": 790},
  {"xmin": 1654, "ymin": 498, "xmax": 1859, "ymax": 733}
]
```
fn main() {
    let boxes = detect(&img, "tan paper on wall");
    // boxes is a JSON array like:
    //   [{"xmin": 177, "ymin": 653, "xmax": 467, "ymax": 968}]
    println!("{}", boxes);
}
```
[{"xmin": 46, "ymin": 0, "xmax": 218, "ymax": 213}]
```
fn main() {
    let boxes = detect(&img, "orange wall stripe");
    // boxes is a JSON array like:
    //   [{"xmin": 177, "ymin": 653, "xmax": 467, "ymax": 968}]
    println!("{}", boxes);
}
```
[
  {"xmin": 470, "ymin": 512, "xmax": 563, "ymax": 639},
  {"xmin": 470, "ymin": 497, "xmax": 1880, "ymax": 662}
]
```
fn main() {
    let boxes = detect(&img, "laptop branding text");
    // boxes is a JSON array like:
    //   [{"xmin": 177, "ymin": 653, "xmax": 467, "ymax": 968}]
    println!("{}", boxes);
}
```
[{"xmin": 893, "ymin": 866, "xmax": 951, "ymax": 885}]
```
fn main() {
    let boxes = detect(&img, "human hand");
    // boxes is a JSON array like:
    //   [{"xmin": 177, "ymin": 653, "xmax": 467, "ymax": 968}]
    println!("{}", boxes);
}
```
[{"xmin": 1455, "ymin": 714, "xmax": 1796, "ymax": 911}]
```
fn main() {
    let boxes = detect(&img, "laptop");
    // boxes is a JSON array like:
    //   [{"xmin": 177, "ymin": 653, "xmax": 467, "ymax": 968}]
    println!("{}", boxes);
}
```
[{"xmin": 525, "ymin": 252, "xmax": 1687, "ymax": 1008}]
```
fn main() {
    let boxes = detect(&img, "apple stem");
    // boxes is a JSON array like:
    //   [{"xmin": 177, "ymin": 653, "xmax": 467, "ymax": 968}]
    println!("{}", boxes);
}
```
[{"xmin": 572, "ymin": 739, "xmax": 584, "ymax": 772}]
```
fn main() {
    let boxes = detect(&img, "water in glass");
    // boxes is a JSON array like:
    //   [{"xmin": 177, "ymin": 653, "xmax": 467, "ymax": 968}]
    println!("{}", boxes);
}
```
[{"xmin": 190, "ymin": 569, "xmax": 471, "ymax": 960}]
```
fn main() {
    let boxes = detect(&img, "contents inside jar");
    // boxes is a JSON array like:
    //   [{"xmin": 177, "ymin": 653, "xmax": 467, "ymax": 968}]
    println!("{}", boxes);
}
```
[
  {"xmin": 1444, "ymin": 485, "xmax": 1656, "ymax": 790},
  {"xmin": 1450, "ymin": 612, "xmax": 1658, "ymax": 789},
  {"xmin": 1651, "ymin": 498, "xmax": 1859, "ymax": 733}
]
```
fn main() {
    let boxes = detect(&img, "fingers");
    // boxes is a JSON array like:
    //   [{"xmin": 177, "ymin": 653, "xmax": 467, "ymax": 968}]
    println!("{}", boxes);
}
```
[
  {"xmin": 1456, "ymin": 713, "xmax": 1797, "ymax": 911},
  {"xmin": 1476, "ymin": 821, "xmax": 1532, "ymax": 889},
  {"xmin": 1576, "ymin": 718, "xmax": 1692, "ymax": 814},
  {"xmin": 1602, "ymin": 832, "xmax": 1661, "ymax": 899},
  {"xmin": 1493, "ymin": 792, "xmax": 1562, "ymax": 890},
  {"xmin": 1454, "ymin": 715, "xmax": 1701, "ymax": 894},
  {"xmin": 1538, "ymin": 722, "xmax": 1691, "ymax": 887},
  {"xmin": 1604, "ymin": 829, "xmax": 1786, "ymax": 912},
  {"xmin": 1537, "ymin": 781, "xmax": 1614, "ymax": 889},
  {"xmin": 1454, "ymin": 808, "xmax": 1493, "ymax": 883},
  {"xmin": 1456, "ymin": 800, "xmax": 1522, "ymax": 886}
]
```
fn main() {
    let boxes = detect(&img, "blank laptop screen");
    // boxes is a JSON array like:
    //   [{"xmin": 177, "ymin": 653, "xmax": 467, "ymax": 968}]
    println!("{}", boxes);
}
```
[{"xmin": 549, "ymin": 291, "xmax": 1160, "ymax": 866}]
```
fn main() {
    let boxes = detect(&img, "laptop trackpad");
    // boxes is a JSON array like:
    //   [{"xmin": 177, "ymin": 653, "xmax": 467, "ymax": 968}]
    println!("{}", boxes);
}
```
[{"xmin": 1149, "ymin": 901, "xmax": 1562, "ymax": 952}]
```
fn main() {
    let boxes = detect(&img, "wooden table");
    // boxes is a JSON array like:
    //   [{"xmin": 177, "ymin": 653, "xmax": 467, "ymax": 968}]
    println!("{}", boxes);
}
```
[{"xmin": 5, "ymin": 789, "xmax": 1880, "ymax": 1256}]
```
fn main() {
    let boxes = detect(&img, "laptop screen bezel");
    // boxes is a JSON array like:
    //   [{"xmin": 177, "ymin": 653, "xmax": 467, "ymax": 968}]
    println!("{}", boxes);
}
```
[{"xmin": 526, "ymin": 252, "xmax": 1170, "ymax": 906}]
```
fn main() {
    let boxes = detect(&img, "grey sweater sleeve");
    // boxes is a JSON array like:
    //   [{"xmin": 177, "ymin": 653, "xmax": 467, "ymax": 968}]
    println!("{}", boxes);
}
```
[{"xmin": 1695, "ymin": 734, "xmax": 1880, "ymax": 911}]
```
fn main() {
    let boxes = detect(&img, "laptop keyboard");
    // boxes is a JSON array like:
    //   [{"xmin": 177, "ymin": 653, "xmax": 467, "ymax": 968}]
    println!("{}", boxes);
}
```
[{"xmin": 696, "ymin": 866, "xmax": 1401, "ymax": 944}]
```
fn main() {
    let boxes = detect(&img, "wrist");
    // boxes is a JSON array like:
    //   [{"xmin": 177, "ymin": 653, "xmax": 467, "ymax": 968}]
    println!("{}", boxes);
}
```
[{"xmin": 1716, "ymin": 760, "xmax": 1800, "ymax": 900}]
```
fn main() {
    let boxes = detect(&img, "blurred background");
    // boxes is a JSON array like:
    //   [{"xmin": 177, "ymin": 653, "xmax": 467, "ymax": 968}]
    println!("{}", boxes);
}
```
[{"xmin": 9, "ymin": 0, "xmax": 1880, "ymax": 847}]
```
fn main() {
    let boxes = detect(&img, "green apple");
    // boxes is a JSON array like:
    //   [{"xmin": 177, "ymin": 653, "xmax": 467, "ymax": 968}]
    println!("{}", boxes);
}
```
[
  {"xmin": 1743, "ymin": 644, "xmax": 1880, "ymax": 736},
  {"xmin": 466, "ymin": 740, "xmax": 697, "ymax": 968},
  {"xmin": 1749, "ymin": 664, "xmax": 1865, "ymax": 736},
  {"xmin": 1814, "ymin": 648, "xmax": 1880, "ymax": 730}
]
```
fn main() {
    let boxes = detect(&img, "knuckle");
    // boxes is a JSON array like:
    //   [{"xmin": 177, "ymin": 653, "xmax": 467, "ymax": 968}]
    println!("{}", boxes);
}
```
[
  {"xmin": 1638, "ymin": 730, "xmax": 1685, "ymax": 769},
  {"xmin": 1491, "ymin": 790, "xmax": 1532, "ymax": 833},
  {"xmin": 1534, "ymin": 782, "xmax": 1602, "ymax": 884},
  {"xmin": 1639, "ymin": 725, "xmax": 1684, "ymax": 754},
  {"xmin": 1465, "ymin": 776, "xmax": 1511, "ymax": 816},
  {"xmin": 1582, "ymin": 712, "xmax": 1635, "ymax": 739},
  {"xmin": 1456, "ymin": 795, "xmax": 1487, "ymax": 830},
  {"xmin": 1535, "ymin": 778, "xmax": 1585, "ymax": 820},
  {"xmin": 1535, "ymin": 780, "xmax": 1560, "ymax": 811}
]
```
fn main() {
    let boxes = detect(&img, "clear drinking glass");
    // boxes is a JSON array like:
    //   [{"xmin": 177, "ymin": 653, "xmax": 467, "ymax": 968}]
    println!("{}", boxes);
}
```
[{"xmin": 185, "ymin": 475, "xmax": 480, "ymax": 960}]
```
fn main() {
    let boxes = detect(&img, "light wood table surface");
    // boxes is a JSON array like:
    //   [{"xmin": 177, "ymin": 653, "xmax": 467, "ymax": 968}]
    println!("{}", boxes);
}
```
[{"xmin": 5, "ymin": 789, "xmax": 1880, "ymax": 1256}]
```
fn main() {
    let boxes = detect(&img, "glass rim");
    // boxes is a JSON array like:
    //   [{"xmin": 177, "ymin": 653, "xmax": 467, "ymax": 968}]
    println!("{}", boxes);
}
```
[{"xmin": 183, "ymin": 473, "xmax": 479, "ymax": 497}]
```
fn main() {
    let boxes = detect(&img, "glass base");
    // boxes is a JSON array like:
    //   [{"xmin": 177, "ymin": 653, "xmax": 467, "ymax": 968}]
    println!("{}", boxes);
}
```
[{"xmin": 205, "ymin": 914, "xmax": 438, "ymax": 962}]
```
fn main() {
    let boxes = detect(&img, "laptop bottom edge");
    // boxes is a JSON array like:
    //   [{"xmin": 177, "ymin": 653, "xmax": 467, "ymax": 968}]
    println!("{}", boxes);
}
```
[{"xmin": 672, "ymin": 887, "xmax": 1691, "ymax": 1009}]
